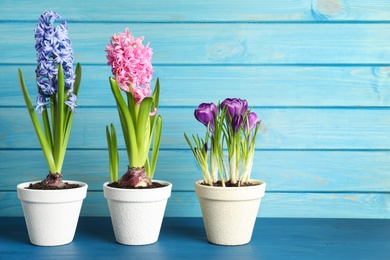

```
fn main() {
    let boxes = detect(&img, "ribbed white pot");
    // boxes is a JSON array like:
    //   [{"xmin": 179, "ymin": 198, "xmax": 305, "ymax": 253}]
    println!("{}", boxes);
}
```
[
  {"xmin": 103, "ymin": 180, "xmax": 172, "ymax": 245},
  {"xmin": 195, "ymin": 179, "xmax": 266, "ymax": 246},
  {"xmin": 17, "ymin": 181, "xmax": 88, "ymax": 246}
]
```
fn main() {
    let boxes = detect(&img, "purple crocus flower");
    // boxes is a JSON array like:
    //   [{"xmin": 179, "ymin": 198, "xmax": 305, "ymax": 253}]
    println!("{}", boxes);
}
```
[
  {"xmin": 231, "ymin": 114, "xmax": 243, "ymax": 134},
  {"xmin": 245, "ymin": 112, "xmax": 260, "ymax": 131},
  {"xmin": 194, "ymin": 102, "xmax": 218, "ymax": 132},
  {"xmin": 34, "ymin": 11, "xmax": 76, "ymax": 114},
  {"xmin": 220, "ymin": 98, "xmax": 248, "ymax": 120}
]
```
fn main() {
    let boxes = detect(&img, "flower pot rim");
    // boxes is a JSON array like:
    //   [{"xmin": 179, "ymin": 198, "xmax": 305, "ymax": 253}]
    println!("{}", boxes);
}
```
[
  {"xmin": 195, "ymin": 179, "xmax": 265, "ymax": 189},
  {"xmin": 103, "ymin": 180, "xmax": 172, "ymax": 202},
  {"xmin": 17, "ymin": 180, "xmax": 88, "ymax": 203},
  {"xmin": 17, "ymin": 180, "xmax": 88, "ymax": 191},
  {"xmin": 195, "ymin": 179, "xmax": 265, "ymax": 201},
  {"xmin": 103, "ymin": 180, "xmax": 172, "ymax": 190}
]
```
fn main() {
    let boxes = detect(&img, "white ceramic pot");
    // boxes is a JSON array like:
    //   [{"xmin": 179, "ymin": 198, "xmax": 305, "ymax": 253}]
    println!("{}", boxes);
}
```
[
  {"xmin": 195, "ymin": 179, "xmax": 266, "ymax": 246},
  {"xmin": 17, "ymin": 180, "xmax": 88, "ymax": 246},
  {"xmin": 103, "ymin": 180, "xmax": 172, "ymax": 245}
]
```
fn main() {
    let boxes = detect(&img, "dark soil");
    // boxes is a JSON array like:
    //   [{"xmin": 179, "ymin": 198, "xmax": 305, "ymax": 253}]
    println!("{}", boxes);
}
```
[
  {"xmin": 27, "ymin": 181, "xmax": 81, "ymax": 190},
  {"xmin": 108, "ymin": 181, "xmax": 167, "ymax": 189},
  {"xmin": 201, "ymin": 180, "xmax": 260, "ymax": 187}
]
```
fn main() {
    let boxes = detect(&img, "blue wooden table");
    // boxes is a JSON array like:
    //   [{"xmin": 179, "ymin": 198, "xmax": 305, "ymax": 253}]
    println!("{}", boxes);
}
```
[{"xmin": 1, "ymin": 217, "xmax": 389, "ymax": 259}]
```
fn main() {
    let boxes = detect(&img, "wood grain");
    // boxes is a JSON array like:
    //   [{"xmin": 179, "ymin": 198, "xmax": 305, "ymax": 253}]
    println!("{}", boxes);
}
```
[
  {"xmin": 1, "ymin": 150, "xmax": 389, "ymax": 192},
  {"xmin": 1, "ymin": 0, "xmax": 390, "ymax": 21},
  {"xmin": 1, "ymin": 107, "xmax": 389, "ymax": 149},
  {"xmin": 2, "ymin": 23, "xmax": 390, "ymax": 65},
  {"xmin": 3, "ymin": 65, "xmax": 390, "ymax": 107},
  {"xmin": 2, "ymin": 191, "xmax": 389, "ymax": 218}
]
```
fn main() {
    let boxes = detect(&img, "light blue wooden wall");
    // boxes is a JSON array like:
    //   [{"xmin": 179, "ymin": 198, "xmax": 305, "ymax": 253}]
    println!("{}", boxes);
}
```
[{"xmin": 1, "ymin": 0, "xmax": 389, "ymax": 218}]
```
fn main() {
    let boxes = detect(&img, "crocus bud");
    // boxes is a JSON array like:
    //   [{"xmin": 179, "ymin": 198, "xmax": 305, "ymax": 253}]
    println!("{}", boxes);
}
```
[
  {"xmin": 194, "ymin": 102, "xmax": 217, "ymax": 132},
  {"xmin": 245, "ymin": 112, "xmax": 260, "ymax": 131},
  {"xmin": 231, "ymin": 114, "xmax": 243, "ymax": 134}
]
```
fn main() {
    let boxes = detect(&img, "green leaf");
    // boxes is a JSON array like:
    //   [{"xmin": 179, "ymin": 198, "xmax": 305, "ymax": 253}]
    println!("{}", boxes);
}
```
[
  {"xmin": 53, "ymin": 64, "xmax": 65, "ymax": 173},
  {"xmin": 148, "ymin": 115, "xmax": 162, "ymax": 179},
  {"xmin": 73, "ymin": 63, "xmax": 82, "ymax": 96},
  {"xmin": 62, "ymin": 64, "xmax": 82, "ymax": 157},
  {"xmin": 18, "ymin": 68, "xmax": 56, "ymax": 173},
  {"xmin": 109, "ymin": 77, "xmax": 139, "ymax": 166},
  {"xmin": 136, "ymin": 96, "xmax": 153, "ymax": 164},
  {"xmin": 149, "ymin": 78, "xmax": 160, "ymax": 135},
  {"xmin": 126, "ymin": 91, "xmax": 137, "ymax": 125},
  {"xmin": 42, "ymin": 108, "xmax": 53, "ymax": 153},
  {"xmin": 106, "ymin": 124, "xmax": 119, "ymax": 182}
]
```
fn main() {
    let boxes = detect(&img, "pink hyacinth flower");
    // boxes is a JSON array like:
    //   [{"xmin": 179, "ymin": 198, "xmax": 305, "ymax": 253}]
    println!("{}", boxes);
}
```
[{"xmin": 105, "ymin": 28, "xmax": 153, "ymax": 104}]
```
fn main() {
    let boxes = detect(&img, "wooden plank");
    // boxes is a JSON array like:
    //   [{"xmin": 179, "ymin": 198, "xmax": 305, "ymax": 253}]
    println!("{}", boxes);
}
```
[
  {"xmin": 4, "ymin": 65, "xmax": 390, "ymax": 107},
  {"xmin": 2, "ymin": 23, "xmax": 390, "ymax": 65},
  {"xmin": 1, "ymin": 0, "xmax": 390, "ymax": 22},
  {"xmin": 1, "ymin": 150, "xmax": 389, "ymax": 192},
  {"xmin": 2, "ymin": 191, "xmax": 389, "ymax": 218},
  {"xmin": 2, "ymin": 107, "xmax": 390, "ymax": 150}
]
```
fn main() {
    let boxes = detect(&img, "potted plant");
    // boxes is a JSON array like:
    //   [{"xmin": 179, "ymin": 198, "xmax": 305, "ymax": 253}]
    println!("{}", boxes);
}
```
[
  {"xmin": 184, "ymin": 98, "xmax": 266, "ymax": 246},
  {"xmin": 16, "ymin": 11, "xmax": 87, "ymax": 246},
  {"xmin": 103, "ymin": 28, "xmax": 172, "ymax": 245}
]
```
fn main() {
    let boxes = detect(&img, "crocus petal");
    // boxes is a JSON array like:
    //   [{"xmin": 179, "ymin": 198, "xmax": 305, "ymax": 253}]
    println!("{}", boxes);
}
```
[
  {"xmin": 194, "ymin": 102, "xmax": 217, "ymax": 132},
  {"xmin": 221, "ymin": 98, "xmax": 248, "ymax": 120},
  {"xmin": 245, "ymin": 112, "xmax": 259, "ymax": 131}
]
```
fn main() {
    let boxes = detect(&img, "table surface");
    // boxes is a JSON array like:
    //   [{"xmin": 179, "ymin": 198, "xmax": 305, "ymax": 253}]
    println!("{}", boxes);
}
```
[{"xmin": 0, "ymin": 217, "xmax": 389, "ymax": 259}]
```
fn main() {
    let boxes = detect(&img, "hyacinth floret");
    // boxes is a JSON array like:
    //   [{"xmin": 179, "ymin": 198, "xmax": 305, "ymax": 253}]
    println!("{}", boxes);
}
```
[
  {"xmin": 105, "ymin": 28, "xmax": 153, "ymax": 104},
  {"xmin": 35, "ymin": 10, "xmax": 76, "ymax": 113}
]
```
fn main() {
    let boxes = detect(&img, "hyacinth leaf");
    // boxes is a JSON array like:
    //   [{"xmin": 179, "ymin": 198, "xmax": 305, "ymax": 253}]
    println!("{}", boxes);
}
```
[
  {"xmin": 63, "ymin": 64, "xmax": 82, "ymax": 155},
  {"xmin": 126, "ymin": 92, "xmax": 137, "ymax": 125},
  {"xmin": 73, "ymin": 63, "xmax": 82, "ymax": 96},
  {"xmin": 111, "ymin": 83, "xmax": 133, "ymax": 164},
  {"xmin": 64, "ymin": 63, "xmax": 82, "ymax": 130},
  {"xmin": 109, "ymin": 77, "xmax": 138, "ymax": 165},
  {"xmin": 53, "ymin": 64, "xmax": 65, "ymax": 172},
  {"xmin": 147, "ymin": 115, "xmax": 162, "ymax": 179},
  {"xmin": 106, "ymin": 124, "xmax": 119, "ymax": 182},
  {"xmin": 137, "ymin": 96, "xmax": 153, "ymax": 164},
  {"xmin": 18, "ymin": 69, "xmax": 56, "ymax": 173},
  {"xmin": 41, "ymin": 108, "xmax": 53, "ymax": 153},
  {"xmin": 150, "ymin": 78, "xmax": 160, "ymax": 135}
]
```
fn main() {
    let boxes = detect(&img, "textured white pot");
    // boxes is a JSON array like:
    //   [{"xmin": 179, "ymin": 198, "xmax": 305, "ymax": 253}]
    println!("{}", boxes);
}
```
[
  {"xmin": 195, "ymin": 179, "xmax": 266, "ymax": 246},
  {"xmin": 17, "ymin": 180, "xmax": 88, "ymax": 246},
  {"xmin": 103, "ymin": 180, "xmax": 172, "ymax": 245}
]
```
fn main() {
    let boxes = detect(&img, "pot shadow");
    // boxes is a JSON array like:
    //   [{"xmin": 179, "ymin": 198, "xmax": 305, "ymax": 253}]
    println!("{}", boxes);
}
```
[
  {"xmin": 160, "ymin": 217, "xmax": 207, "ymax": 243},
  {"xmin": 76, "ymin": 217, "xmax": 115, "ymax": 243}
]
